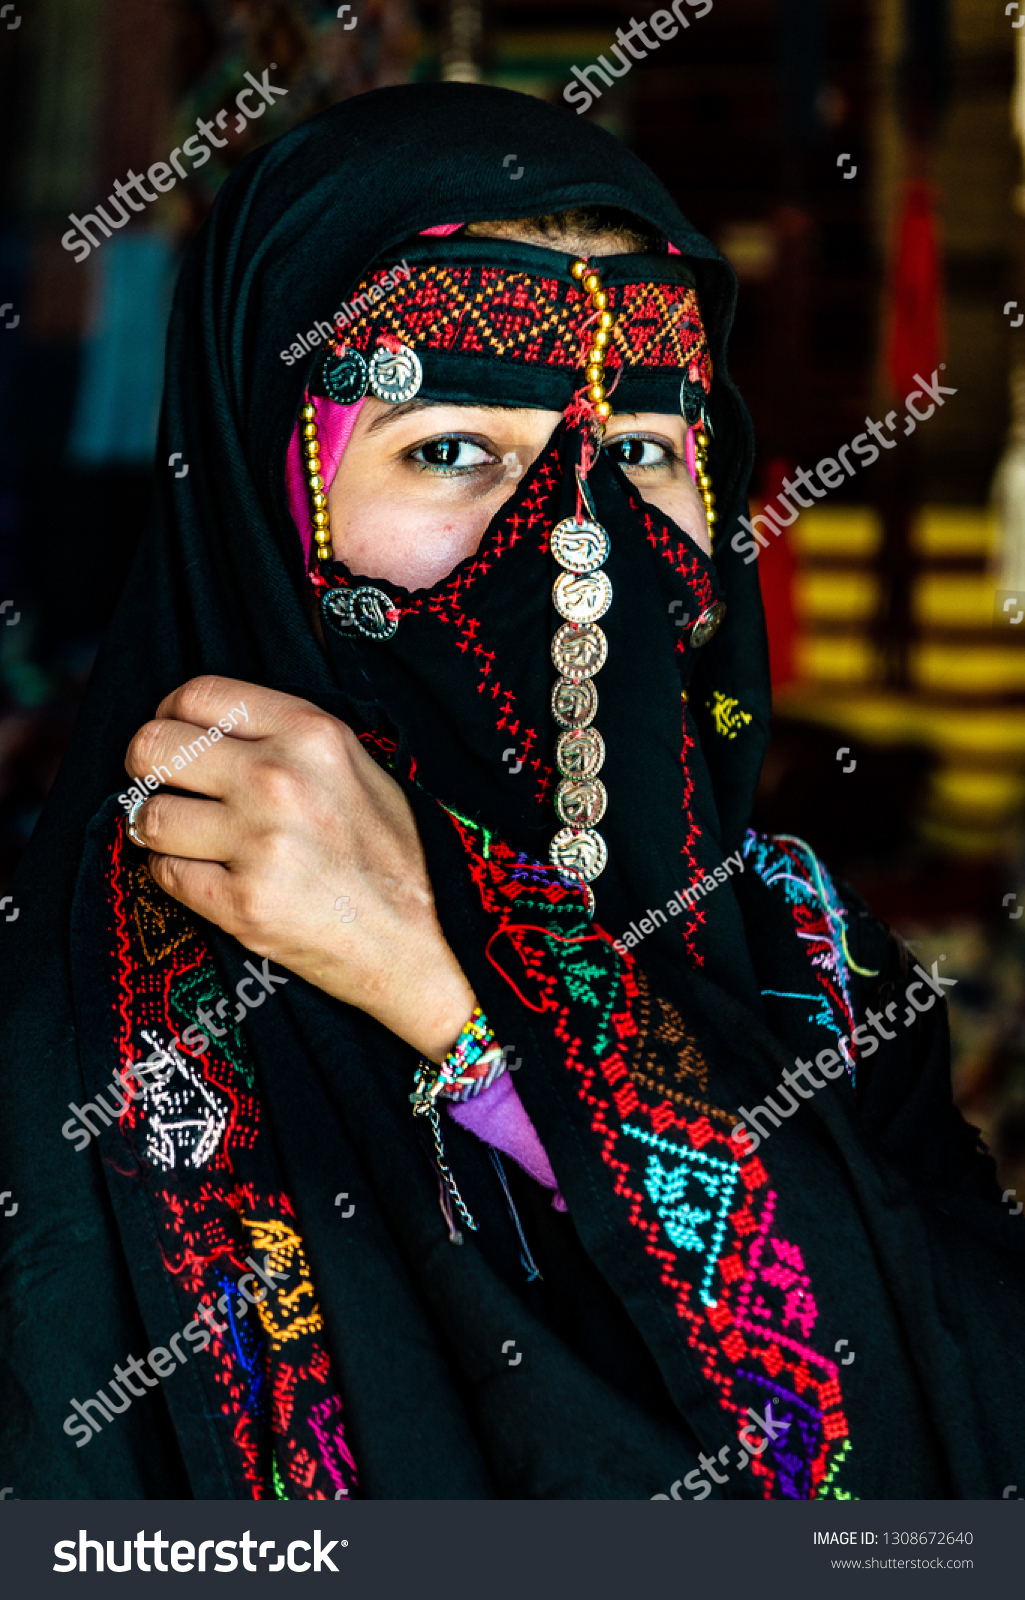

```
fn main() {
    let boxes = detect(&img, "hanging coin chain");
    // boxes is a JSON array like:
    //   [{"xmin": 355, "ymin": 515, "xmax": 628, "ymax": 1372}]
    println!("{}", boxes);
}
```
[
  {"xmin": 302, "ymin": 402, "xmax": 334, "ymax": 564},
  {"xmin": 546, "ymin": 259, "xmax": 616, "ymax": 905},
  {"xmin": 303, "ymin": 399, "xmax": 403, "ymax": 640}
]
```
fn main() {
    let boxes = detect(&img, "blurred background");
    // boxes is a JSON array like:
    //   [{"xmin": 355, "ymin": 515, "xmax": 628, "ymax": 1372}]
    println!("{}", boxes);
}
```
[{"xmin": 0, "ymin": 0, "xmax": 1023, "ymax": 1195}]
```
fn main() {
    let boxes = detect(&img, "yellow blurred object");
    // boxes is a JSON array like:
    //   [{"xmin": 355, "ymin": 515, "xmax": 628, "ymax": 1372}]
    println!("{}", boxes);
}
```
[
  {"xmin": 776, "ymin": 688, "xmax": 1025, "ymax": 756},
  {"xmin": 911, "ymin": 643, "xmax": 1025, "ymax": 693},
  {"xmin": 930, "ymin": 767, "xmax": 1025, "ymax": 818},
  {"xmin": 912, "ymin": 508, "xmax": 999, "ymax": 557},
  {"xmin": 795, "ymin": 571, "xmax": 880, "ymax": 622},
  {"xmin": 762, "ymin": 493, "xmax": 1025, "ymax": 855},
  {"xmin": 794, "ymin": 635, "xmax": 879, "ymax": 682},
  {"xmin": 788, "ymin": 506, "xmax": 882, "ymax": 558},
  {"xmin": 919, "ymin": 816, "xmax": 1017, "ymax": 857},
  {"xmin": 914, "ymin": 574, "xmax": 1000, "ymax": 627}
]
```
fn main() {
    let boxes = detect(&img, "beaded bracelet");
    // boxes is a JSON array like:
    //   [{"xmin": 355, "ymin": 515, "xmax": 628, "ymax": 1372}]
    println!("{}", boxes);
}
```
[
  {"xmin": 409, "ymin": 1005, "xmax": 507, "ymax": 1238},
  {"xmin": 409, "ymin": 1005, "xmax": 506, "ymax": 1113}
]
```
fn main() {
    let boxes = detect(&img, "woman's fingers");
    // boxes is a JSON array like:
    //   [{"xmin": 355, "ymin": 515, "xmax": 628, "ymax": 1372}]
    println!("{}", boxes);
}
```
[
  {"xmin": 127, "ymin": 678, "xmax": 286, "ymax": 800},
  {"xmin": 125, "ymin": 717, "xmax": 246, "ymax": 799},
  {"xmin": 127, "ymin": 676, "xmax": 476, "ymax": 1058},
  {"xmin": 129, "ymin": 791, "xmax": 236, "ymax": 863},
  {"xmin": 146, "ymin": 853, "xmax": 233, "ymax": 924},
  {"xmin": 153, "ymin": 676, "xmax": 319, "ymax": 742},
  {"xmin": 128, "ymin": 682, "xmax": 347, "ymax": 804}
]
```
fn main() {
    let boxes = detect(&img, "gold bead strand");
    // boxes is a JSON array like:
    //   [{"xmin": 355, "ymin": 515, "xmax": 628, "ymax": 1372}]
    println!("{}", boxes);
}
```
[
  {"xmin": 694, "ymin": 424, "xmax": 717, "ymax": 543},
  {"xmin": 570, "ymin": 258, "xmax": 614, "ymax": 428},
  {"xmin": 302, "ymin": 401, "xmax": 334, "ymax": 564}
]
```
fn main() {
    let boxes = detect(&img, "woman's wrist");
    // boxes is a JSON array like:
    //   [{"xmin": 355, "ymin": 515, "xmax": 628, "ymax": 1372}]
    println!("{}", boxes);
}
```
[{"xmin": 360, "ymin": 935, "xmax": 476, "ymax": 1061}]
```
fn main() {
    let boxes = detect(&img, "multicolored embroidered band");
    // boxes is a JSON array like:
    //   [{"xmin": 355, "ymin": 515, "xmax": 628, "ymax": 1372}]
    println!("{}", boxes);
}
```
[{"xmin": 308, "ymin": 236, "xmax": 713, "ymax": 421}]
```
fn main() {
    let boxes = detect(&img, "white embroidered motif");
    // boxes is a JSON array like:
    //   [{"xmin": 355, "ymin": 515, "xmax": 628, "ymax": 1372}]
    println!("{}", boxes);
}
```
[{"xmin": 132, "ymin": 1029, "xmax": 230, "ymax": 1171}]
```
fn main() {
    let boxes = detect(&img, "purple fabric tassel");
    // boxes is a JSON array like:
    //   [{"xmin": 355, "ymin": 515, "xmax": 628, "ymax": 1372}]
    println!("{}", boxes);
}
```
[{"xmin": 448, "ymin": 1071, "xmax": 567, "ymax": 1212}]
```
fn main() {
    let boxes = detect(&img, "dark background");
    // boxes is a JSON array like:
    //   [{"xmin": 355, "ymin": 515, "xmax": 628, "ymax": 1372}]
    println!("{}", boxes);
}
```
[{"xmin": 0, "ymin": 0, "xmax": 1022, "ymax": 1192}]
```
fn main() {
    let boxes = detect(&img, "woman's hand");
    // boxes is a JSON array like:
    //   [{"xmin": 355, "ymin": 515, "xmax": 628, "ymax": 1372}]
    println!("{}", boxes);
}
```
[{"xmin": 124, "ymin": 675, "xmax": 476, "ymax": 1061}]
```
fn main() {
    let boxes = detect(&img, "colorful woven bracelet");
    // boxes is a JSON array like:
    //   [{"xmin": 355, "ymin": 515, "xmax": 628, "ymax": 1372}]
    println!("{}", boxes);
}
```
[{"xmin": 410, "ymin": 1005, "xmax": 507, "ymax": 1113}]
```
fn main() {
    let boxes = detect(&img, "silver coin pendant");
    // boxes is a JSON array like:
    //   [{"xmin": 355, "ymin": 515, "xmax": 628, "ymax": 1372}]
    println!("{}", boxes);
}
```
[
  {"xmin": 553, "ymin": 569, "xmax": 613, "ymax": 625},
  {"xmin": 551, "ymin": 518, "xmax": 610, "ymax": 574},
  {"xmin": 689, "ymin": 600, "xmax": 726, "ymax": 649},
  {"xmin": 368, "ymin": 343, "xmax": 423, "ymax": 404},
  {"xmin": 322, "ymin": 584, "xmax": 400, "ymax": 641},
  {"xmin": 549, "ymin": 827, "xmax": 608, "ymax": 883},
  {"xmin": 551, "ymin": 622, "xmax": 607, "ymax": 680},
  {"xmin": 556, "ymin": 778, "xmax": 607, "ymax": 829},
  {"xmin": 552, "ymin": 677, "xmax": 598, "ymax": 730},
  {"xmin": 556, "ymin": 726, "xmax": 605, "ymax": 779}
]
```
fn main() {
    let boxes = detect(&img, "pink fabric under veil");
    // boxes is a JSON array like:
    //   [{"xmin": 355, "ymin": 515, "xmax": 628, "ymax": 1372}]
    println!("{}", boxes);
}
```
[
  {"xmin": 287, "ymin": 393, "xmax": 366, "ymax": 567},
  {"xmin": 287, "ymin": 223, "xmax": 466, "ymax": 563}
]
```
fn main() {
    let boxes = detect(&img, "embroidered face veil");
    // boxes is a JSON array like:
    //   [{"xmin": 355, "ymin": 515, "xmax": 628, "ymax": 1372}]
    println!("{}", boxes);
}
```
[{"xmin": 292, "ymin": 224, "xmax": 732, "ymax": 924}]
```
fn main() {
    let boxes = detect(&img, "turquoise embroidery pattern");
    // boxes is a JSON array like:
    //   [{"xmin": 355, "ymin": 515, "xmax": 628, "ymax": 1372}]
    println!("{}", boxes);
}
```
[
  {"xmin": 624, "ymin": 1123, "xmax": 739, "ymax": 1307},
  {"xmin": 742, "ymin": 830, "xmax": 857, "ymax": 1079}
]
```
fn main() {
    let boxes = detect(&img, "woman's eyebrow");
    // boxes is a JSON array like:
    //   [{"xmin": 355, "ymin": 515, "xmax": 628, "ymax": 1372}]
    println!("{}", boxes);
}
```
[{"xmin": 363, "ymin": 399, "xmax": 531, "ymax": 436}]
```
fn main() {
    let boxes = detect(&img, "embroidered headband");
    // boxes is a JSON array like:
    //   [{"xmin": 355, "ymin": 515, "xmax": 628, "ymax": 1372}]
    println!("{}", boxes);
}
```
[{"xmin": 306, "ymin": 236, "xmax": 713, "ymax": 423}]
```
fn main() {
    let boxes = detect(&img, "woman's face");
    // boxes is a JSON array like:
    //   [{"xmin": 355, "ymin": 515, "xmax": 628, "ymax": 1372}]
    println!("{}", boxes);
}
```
[{"xmin": 327, "ymin": 399, "xmax": 711, "ymax": 592}]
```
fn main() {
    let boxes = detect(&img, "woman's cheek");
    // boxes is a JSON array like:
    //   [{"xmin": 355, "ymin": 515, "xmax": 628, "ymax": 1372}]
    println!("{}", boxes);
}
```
[
  {"xmin": 338, "ymin": 497, "xmax": 498, "ymax": 590},
  {"xmin": 637, "ymin": 480, "xmax": 712, "ymax": 556}
]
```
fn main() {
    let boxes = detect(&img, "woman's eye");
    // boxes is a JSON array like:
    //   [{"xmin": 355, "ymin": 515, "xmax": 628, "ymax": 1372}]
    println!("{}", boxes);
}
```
[
  {"xmin": 412, "ymin": 437, "xmax": 494, "ymax": 471},
  {"xmin": 605, "ymin": 437, "xmax": 670, "ymax": 469}
]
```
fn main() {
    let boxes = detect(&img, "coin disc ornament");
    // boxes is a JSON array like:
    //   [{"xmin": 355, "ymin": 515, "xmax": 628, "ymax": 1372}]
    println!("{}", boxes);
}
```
[
  {"xmin": 549, "ymin": 826, "xmax": 608, "ymax": 883},
  {"xmin": 322, "ymin": 585, "xmax": 400, "ymax": 641},
  {"xmin": 680, "ymin": 378, "xmax": 706, "ymax": 427},
  {"xmin": 556, "ymin": 726, "xmax": 605, "ymax": 780},
  {"xmin": 552, "ymin": 621, "xmax": 607, "ymax": 680},
  {"xmin": 552, "ymin": 677, "xmax": 598, "ymax": 730},
  {"xmin": 550, "ymin": 517, "xmax": 610, "ymax": 574},
  {"xmin": 553, "ymin": 569, "xmax": 613, "ymax": 625},
  {"xmin": 322, "ymin": 347, "xmax": 369, "ymax": 404},
  {"xmin": 368, "ymin": 343, "xmax": 422, "ymax": 403},
  {"xmin": 555, "ymin": 777, "xmax": 607, "ymax": 829},
  {"xmin": 549, "ymin": 260, "xmax": 616, "ymax": 903},
  {"xmin": 689, "ymin": 600, "xmax": 726, "ymax": 648}
]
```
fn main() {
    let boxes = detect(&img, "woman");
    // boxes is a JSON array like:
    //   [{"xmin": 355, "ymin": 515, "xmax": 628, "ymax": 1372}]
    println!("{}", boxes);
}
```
[{"xmin": 1, "ymin": 82, "xmax": 1021, "ymax": 1502}]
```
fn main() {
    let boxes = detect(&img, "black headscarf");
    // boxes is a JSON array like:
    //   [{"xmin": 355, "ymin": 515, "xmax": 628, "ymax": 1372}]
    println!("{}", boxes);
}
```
[{"xmin": 2, "ymin": 84, "xmax": 1022, "ymax": 1502}]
